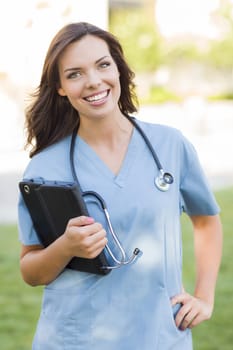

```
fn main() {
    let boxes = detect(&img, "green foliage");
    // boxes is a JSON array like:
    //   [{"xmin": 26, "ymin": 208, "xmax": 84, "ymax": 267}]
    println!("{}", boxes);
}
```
[
  {"xmin": 162, "ymin": 42, "xmax": 204, "ymax": 66},
  {"xmin": 109, "ymin": 3, "xmax": 233, "ymax": 103},
  {"xmin": 208, "ymin": 91, "xmax": 233, "ymax": 101},
  {"xmin": 0, "ymin": 187, "xmax": 232, "ymax": 349},
  {"xmin": 109, "ymin": 2, "xmax": 233, "ymax": 91},
  {"xmin": 109, "ymin": 9, "xmax": 162, "ymax": 72},
  {"xmin": 139, "ymin": 85, "xmax": 182, "ymax": 104},
  {"xmin": 207, "ymin": 37, "xmax": 233, "ymax": 69},
  {"xmin": 205, "ymin": 0, "xmax": 233, "ymax": 69}
]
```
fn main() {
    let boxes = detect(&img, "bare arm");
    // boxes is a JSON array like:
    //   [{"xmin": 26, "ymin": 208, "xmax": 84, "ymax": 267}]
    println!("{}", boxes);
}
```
[
  {"xmin": 171, "ymin": 214, "xmax": 223, "ymax": 330},
  {"xmin": 20, "ymin": 216, "xmax": 107, "ymax": 286}
]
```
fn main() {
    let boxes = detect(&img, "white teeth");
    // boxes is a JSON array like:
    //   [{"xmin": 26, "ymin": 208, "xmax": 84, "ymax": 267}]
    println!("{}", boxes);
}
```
[{"xmin": 85, "ymin": 91, "xmax": 108, "ymax": 102}]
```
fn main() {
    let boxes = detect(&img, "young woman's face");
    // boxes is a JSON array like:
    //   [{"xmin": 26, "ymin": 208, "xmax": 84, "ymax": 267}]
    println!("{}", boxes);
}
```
[{"xmin": 58, "ymin": 35, "xmax": 121, "ymax": 121}]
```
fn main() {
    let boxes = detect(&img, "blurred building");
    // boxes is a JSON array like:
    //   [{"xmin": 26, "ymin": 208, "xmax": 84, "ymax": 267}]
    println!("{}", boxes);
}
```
[
  {"xmin": 0, "ymin": 0, "xmax": 233, "ymax": 223},
  {"xmin": 0, "ymin": 0, "xmax": 108, "ymax": 174},
  {"xmin": 0, "ymin": 0, "xmax": 108, "ymax": 222},
  {"xmin": 109, "ymin": 0, "xmax": 142, "ymax": 8}
]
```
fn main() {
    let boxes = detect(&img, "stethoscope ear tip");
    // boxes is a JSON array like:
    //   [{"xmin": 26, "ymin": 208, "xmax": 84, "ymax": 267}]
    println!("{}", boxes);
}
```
[{"xmin": 134, "ymin": 247, "xmax": 143, "ymax": 257}]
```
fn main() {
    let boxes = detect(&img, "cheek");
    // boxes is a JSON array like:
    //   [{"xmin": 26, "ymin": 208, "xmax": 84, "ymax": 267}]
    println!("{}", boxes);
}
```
[
  {"xmin": 64, "ymin": 84, "xmax": 83, "ymax": 99},
  {"xmin": 115, "ymin": 77, "xmax": 121, "ymax": 99},
  {"xmin": 108, "ymin": 71, "xmax": 121, "ymax": 93}
]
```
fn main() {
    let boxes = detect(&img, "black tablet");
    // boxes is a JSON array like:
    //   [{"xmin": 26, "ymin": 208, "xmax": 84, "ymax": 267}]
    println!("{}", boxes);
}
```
[{"xmin": 19, "ymin": 179, "xmax": 110, "ymax": 275}]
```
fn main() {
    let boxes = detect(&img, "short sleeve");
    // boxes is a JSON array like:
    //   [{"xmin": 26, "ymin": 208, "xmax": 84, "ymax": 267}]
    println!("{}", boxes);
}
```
[
  {"xmin": 179, "ymin": 136, "xmax": 220, "ymax": 216},
  {"xmin": 18, "ymin": 193, "xmax": 41, "ymax": 245},
  {"xmin": 17, "ymin": 137, "xmax": 71, "ymax": 246}
]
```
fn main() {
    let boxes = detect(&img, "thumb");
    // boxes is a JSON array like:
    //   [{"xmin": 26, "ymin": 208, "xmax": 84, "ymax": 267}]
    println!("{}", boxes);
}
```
[
  {"xmin": 171, "ymin": 293, "xmax": 186, "ymax": 306},
  {"xmin": 68, "ymin": 216, "xmax": 95, "ymax": 227}
]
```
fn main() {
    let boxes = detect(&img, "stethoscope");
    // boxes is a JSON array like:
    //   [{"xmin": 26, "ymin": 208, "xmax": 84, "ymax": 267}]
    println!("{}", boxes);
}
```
[{"xmin": 70, "ymin": 115, "xmax": 174, "ymax": 270}]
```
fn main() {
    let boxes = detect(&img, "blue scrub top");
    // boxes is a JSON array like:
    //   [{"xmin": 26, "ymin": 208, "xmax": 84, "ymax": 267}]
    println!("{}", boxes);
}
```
[{"xmin": 18, "ymin": 120, "xmax": 219, "ymax": 350}]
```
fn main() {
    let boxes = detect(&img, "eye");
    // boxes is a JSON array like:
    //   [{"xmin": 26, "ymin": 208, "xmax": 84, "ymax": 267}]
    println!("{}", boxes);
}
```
[
  {"xmin": 99, "ymin": 61, "xmax": 111, "ymax": 69},
  {"xmin": 67, "ymin": 71, "xmax": 82, "ymax": 79}
]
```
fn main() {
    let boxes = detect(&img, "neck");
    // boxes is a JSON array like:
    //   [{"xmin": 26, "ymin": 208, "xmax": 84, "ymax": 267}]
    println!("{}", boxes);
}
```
[
  {"xmin": 77, "ymin": 113, "xmax": 134, "ymax": 175},
  {"xmin": 78, "ymin": 113, "xmax": 133, "ymax": 146}
]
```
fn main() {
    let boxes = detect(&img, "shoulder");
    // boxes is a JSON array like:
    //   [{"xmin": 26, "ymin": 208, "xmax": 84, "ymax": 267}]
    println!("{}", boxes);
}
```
[
  {"xmin": 31, "ymin": 136, "xmax": 70, "ymax": 163},
  {"xmin": 23, "ymin": 136, "xmax": 71, "ymax": 179},
  {"xmin": 135, "ymin": 118, "xmax": 185, "ymax": 144},
  {"xmin": 134, "ymin": 118, "xmax": 198, "ymax": 166}
]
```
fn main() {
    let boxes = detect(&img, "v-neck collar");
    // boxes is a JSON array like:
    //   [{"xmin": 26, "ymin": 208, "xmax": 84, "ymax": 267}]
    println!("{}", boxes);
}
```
[{"xmin": 75, "ymin": 127, "xmax": 138, "ymax": 188}]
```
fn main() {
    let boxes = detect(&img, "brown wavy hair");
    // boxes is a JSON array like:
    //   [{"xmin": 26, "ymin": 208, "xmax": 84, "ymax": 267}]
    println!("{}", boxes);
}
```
[{"xmin": 25, "ymin": 22, "xmax": 138, "ymax": 157}]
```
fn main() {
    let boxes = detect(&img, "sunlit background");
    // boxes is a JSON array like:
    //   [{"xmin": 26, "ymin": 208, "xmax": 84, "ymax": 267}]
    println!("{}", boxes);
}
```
[
  {"xmin": 0, "ymin": 0, "xmax": 233, "ymax": 221},
  {"xmin": 1, "ymin": 3, "xmax": 233, "ymax": 349}
]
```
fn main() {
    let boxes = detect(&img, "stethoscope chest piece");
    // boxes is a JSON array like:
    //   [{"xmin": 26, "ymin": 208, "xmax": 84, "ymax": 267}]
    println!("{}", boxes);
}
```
[
  {"xmin": 70, "ymin": 116, "xmax": 174, "ymax": 270},
  {"xmin": 127, "ymin": 116, "xmax": 174, "ymax": 193},
  {"xmin": 155, "ymin": 170, "xmax": 174, "ymax": 192}
]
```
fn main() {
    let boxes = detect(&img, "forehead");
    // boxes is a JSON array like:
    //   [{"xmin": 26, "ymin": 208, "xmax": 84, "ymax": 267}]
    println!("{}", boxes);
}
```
[{"xmin": 59, "ymin": 35, "xmax": 111, "ymax": 67}]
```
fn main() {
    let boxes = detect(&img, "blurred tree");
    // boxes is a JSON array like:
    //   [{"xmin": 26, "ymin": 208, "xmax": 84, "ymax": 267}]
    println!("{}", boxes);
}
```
[
  {"xmin": 207, "ymin": 0, "xmax": 233, "ymax": 69},
  {"xmin": 109, "ymin": 2, "xmax": 162, "ymax": 72},
  {"xmin": 162, "ymin": 42, "xmax": 204, "ymax": 67},
  {"xmin": 109, "ymin": 0, "xmax": 233, "ymax": 102}
]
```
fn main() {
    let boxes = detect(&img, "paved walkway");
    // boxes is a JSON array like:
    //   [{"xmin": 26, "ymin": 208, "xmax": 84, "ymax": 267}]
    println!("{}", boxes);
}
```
[{"xmin": 1, "ymin": 100, "xmax": 233, "ymax": 223}]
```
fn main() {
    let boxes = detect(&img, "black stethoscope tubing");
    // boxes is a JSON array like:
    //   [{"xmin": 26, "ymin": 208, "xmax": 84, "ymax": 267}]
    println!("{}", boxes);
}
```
[
  {"xmin": 125, "ymin": 115, "xmax": 174, "ymax": 190},
  {"xmin": 70, "ymin": 115, "xmax": 174, "ymax": 190},
  {"xmin": 126, "ymin": 115, "xmax": 163, "ymax": 171},
  {"xmin": 69, "ymin": 115, "xmax": 174, "ymax": 269}
]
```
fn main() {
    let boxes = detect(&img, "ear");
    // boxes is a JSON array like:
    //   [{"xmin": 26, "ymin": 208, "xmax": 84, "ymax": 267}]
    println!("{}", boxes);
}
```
[{"xmin": 57, "ymin": 87, "xmax": 66, "ymax": 96}]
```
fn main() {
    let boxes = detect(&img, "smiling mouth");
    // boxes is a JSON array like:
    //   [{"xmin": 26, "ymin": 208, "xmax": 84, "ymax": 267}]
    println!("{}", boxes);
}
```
[{"xmin": 84, "ymin": 90, "xmax": 109, "ymax": 102}]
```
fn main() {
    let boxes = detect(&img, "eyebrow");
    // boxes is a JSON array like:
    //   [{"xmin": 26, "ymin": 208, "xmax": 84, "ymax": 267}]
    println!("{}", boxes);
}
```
[{"xmin": 63, "ymin": 55, "xmax": 110, "ymax": 73}]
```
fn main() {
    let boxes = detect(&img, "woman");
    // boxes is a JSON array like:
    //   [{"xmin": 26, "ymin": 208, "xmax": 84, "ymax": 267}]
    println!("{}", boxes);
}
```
[{"xmin": 18, "ymin": 22, "xmax": 222, "ymax": 349}]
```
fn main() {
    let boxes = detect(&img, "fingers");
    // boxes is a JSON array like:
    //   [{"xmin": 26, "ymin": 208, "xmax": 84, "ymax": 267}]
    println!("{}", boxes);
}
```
[
  {"xmin": 174, "ymin": 301, "xmax": 197, "ymax": 330},
  {"xmin": 64, "ymin": 216, "xmax": 108, "ymax": 259},
  {"xmin": 78, "ymin": 228, "xmax": 108, "ymax": 259},
  {"xmin": 171, "ymin": 292, "xmax": 213, "ymax": 330},
  {"xmin": 67, "ymin": 216, "xmax": 95, "ymax": 227}
]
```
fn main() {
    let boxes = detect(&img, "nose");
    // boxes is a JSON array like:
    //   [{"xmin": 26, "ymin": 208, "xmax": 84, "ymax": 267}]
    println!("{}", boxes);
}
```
[{"xmin": 85, "ymin": 69, "xmax": 101, "ymax": 88}]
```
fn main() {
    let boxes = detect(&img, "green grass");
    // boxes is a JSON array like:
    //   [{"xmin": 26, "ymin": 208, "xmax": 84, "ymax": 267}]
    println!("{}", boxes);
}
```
[
  {"xmin": 0, "ymin": 226, "xmax": 43, "ymax": 349},
  {"xmin": 182, "ymin": 187, "xmax": 233, "ymax": 349},
  {"xmin": 0, "ymin": 187, "xmax": 232, "ymax": 349}
]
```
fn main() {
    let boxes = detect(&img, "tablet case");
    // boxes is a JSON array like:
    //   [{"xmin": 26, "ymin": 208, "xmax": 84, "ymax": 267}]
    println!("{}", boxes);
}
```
[{"xmin": 19, "ymin": 179, "xmax": 110, "ymax": 275}]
